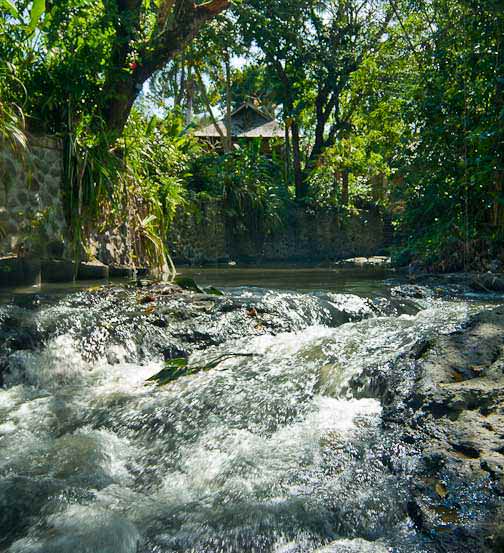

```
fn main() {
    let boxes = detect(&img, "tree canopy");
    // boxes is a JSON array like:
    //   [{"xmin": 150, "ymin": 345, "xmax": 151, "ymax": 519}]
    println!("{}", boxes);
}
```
[{"xmin": 1, "ymin": 0, "xmax": 503, "ymax": 270}]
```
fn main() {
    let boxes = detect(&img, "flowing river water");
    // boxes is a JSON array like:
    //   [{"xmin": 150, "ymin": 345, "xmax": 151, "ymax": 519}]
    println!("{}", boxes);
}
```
[{"xmin": 0, "ymin": 268, "xmax": 501, "ymax": 553}]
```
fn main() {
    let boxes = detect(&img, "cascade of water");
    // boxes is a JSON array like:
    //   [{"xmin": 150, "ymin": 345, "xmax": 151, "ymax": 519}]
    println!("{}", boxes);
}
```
[{"xmin": 0, "ymin": 280, "xmax": 495, "ymax": 552}]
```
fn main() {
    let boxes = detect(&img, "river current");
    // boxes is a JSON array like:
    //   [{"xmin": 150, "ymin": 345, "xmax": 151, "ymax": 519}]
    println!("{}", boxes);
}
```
[{"xmin": 0, "ymin": 268, "xmax": 498, "ymax": 552}]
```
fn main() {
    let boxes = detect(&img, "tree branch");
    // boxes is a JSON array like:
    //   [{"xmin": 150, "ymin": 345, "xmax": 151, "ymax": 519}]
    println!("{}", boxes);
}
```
[
  {"xmin": 195, "ymin": 66, "xmax": 227, "ymax": 149},
  {"xmin": 101, "ymin": 0, "xmax": 230, "ymax": 136}
]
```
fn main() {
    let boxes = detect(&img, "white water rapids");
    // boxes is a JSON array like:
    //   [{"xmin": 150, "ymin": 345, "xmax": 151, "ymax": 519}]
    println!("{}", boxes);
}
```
[{"xmin": 0, "ymin": 283, "xmax": 483, "ymax": 552}]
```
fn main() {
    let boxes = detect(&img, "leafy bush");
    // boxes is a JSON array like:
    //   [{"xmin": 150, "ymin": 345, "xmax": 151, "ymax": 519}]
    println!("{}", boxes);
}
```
[
  {"xmin": 60, "ymin": 109, "xmax": 197, "ymax": 273},
  {"xmin": 189, "ymin": 139, "xmax": 289, "ymax": 236}
]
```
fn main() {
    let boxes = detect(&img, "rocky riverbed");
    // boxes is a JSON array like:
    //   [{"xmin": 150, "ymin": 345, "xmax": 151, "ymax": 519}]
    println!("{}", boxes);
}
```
[
  {"xmin": 0, "ymin": 277, "xmax": 503, "ymax": 552},
  {"xmin": 349, "ymin": 305, "xmax": 504, "ymax": 552}
]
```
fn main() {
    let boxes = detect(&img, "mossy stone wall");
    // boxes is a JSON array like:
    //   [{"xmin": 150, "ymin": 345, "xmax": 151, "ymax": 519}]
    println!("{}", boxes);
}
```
[
  {"xmin": 169, "ymin": 200, "xmax": 387, "ymax": 264},
  {"xmin": 0, "ymin": 135, "xmax": 66, "ymax": 257}
]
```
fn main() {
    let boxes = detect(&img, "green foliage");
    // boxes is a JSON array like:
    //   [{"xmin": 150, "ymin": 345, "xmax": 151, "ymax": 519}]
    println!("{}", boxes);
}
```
[
  {"xmin": 0, "ymin": 62, "xmax": 27, "ymax": 151},
  {"xmin": 174, "ymin": 276, "xmax": 205, "ymax": 293},
  {"xmin": 190, "ymin": 140, "xmax": 289, "ymax": 236},
  {"xmin": 2, "ymin": 0, "xmax": 503, "ymax": 271},
  {"xmin": 60, "ymin": 109, "xmax": 195, "ymax": 273},
  {"xmin": 390, "ymin": 0, "xmax": 504, "ymax": 270},
  {"xmin": 236, "ymin": 0, "xmax": 393, "ymax": 200},
  {"xmin": 306, "ymin": 136, "xmax": 390, "ymax": 208}
]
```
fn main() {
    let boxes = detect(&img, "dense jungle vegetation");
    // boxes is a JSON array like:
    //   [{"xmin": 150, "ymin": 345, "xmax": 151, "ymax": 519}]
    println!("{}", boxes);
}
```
[{"xmin": 0, "ymin": 0, "xmax": 503, "ymax": 271}]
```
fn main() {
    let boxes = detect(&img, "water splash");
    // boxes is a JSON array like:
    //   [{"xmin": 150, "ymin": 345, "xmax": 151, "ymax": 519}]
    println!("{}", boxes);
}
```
[{"xmin": 0, "ymin": 284, "xmax": 485, "ymax": 552}]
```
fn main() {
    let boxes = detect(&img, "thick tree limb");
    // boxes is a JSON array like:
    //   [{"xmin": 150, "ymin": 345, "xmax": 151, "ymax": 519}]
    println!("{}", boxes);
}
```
[{"xmin": 101, "ymin": 0, "xmax": 230, "ymax": 137}]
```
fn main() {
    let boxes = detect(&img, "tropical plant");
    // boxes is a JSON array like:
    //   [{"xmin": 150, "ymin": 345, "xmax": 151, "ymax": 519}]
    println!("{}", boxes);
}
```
[
  {"xmin": 123, "ymin": 110, "xmax": 197, "ymax": 275},
  {"xmin": 0, "ymin": 62, "xmax": 27, "ymax": 152},
  {"xmin": 3, "ymin": 0, "xmax": 231, "ymax": 138},
  {"xmin": 190, "ymin": 139, "xmax": 289, "ymax": 236}
]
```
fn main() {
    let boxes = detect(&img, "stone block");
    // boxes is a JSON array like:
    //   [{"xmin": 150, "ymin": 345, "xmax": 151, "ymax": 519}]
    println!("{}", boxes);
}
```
[
  {"xmin": 0, "ymin": 256, "xmax": 41, "ymax": 287},
  {"xmin": 42, "ymin": 259, "xmax": 75, "ymax": 282},
  {"xmin": 109, "ymin": 265, "xmax": 135, "ymax": 279},
  {"xmin": 77, "ymin": 261, "xmax": 109, "ymax": 281}
]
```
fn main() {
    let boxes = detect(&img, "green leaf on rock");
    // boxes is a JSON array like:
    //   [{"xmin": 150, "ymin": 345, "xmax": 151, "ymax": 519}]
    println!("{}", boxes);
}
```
[
  {"xmin": 174, "ymin": 276, "xmax": 205, "ymax": 293},
  {"xmin": 146, "ymin": 353, "xmax": 257, "ymax": 386},
  {"xmin": 204, "ymin": 286, "xmax": 224, "ymax": 296}
]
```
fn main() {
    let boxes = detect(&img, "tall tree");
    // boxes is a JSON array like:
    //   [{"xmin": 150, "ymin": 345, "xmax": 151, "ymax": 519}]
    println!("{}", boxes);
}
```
[
  {"xmin": 237, "ymin": 0, "xmax": 392, "ymax": 200},
  {"xmin": 100, "ymin": 0, "xmax": 231, "ymax": 136},
  {"xmin": 388, "ymin": 0, "xmax": 504, "ymax": 268},
  {"xmin": 0, "ymin": 0, "xmax": 230, "ymax": 138}
]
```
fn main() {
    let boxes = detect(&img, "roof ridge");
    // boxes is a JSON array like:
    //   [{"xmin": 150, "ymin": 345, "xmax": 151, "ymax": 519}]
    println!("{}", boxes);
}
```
[{"xmin": 230, "ymin": 102, "xmax": 274, "ymax": 121}]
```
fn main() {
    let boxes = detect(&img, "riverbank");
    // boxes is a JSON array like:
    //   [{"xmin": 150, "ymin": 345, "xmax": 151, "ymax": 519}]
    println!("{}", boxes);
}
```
[{"xmin": 350, "ymin": 300, "xmax": 504, "ymax": 552}]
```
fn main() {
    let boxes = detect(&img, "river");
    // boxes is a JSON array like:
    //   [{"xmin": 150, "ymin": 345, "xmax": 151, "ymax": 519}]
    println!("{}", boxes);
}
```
[{"xmin": 0, "ymin": 268, "xmax": 502, "ymax": 552}]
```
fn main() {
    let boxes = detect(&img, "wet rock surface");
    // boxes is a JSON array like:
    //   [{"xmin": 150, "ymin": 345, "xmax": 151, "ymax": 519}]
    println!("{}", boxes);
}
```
[
  {"xmin": 350, "ymin": 307, "xmax": 504, "ymax": 552},
  {"xmin": 0, "ymin": 282, "xmax": 416, "ymax": 385},
  {"xmin": 397, "ymin": 271, "xmax": 504, "ymax": 296}
]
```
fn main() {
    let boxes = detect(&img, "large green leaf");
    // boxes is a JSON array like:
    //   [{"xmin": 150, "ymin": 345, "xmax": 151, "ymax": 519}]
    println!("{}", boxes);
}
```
[
  {"xmin": 29, "ymin": 0, "xmax": 45, "ymax": 31},
  {"xmin": 146, "ymin": 353, "xmax": 256, "ymax": 386},
  {"xmin": 174, "ymin": 276, "xmax": 205, "ymax": 293},
  {"xmin": 0, "ymin": 0, "xmax": 19, "ymax": 18}
]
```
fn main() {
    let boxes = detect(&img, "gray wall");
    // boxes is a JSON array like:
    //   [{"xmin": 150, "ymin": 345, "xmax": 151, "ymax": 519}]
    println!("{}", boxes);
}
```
[
  {"xmin": 0, "ymin": 136, "xmax": 134, "ymax": 267},
  {"xmin": 169, "ymin": 199, "xmax": 386, "ymax": 264},
  {"xmin": 1, "ymin": 138, "xmax": 387, "ymax": 268},
  {"xmin": 0, "ymin": 135, "xmax": 67, "ymax": 256}
]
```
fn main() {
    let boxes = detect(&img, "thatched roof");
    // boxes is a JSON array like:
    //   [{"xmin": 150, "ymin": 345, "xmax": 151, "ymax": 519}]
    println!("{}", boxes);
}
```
[{"xmin": 194, "ymin": 103, "xmax": 284, "ymax": 139}]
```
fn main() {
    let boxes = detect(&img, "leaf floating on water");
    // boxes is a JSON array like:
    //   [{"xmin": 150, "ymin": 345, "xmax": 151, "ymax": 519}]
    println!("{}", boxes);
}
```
[
  {"xmin": 87, "ymin": 286, "xmax": 103, "ymax": 293},
  {"xmin": 146, "ymin": 353, "xmax": 257, "ymax": 386}
]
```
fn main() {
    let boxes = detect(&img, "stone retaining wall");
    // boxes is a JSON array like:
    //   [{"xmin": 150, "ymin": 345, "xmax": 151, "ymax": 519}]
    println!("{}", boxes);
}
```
[
  {"xmin": 0, "ymin": 135, "xmax": 67, "ymax": 257},
  {"xmin": 1, "ymin": 136, "xmax": 388, "ymax": 275},
  {"xmin": 0, "ymin": 136, "xmax": 135, "ymax": 268},
  {"xmin": 168, "ymin": 199, "xmax": 387, "ymax": 264},
  {"xmin": 169, "ymin": 199, "xmax": 227, "ymax": 264}
]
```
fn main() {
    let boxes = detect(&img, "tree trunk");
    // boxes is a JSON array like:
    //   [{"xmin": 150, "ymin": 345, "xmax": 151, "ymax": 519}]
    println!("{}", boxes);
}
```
[
  {"xmin": 175, "ymin": 62, "xmax": 186, "ymax": 108},
  {"xmin": 102, "ymin": 74, "xmax": 139, "ymax": 137},
  {"xmin": 224, "ymin": 53, "xmax": 233, "ymax": 153},
  {"xmin": 372, "ymin": 174, "xmax": 384, "ymax": 203},
  {"xmin": 342, "ymin": 171, "xmax": 349, "ymax": 206},
  {"xmin": 195, "ymin": 68, "xmax": 227, "ymax": 150},
  {"xmin": 284, "ymin": 122, "xmax": 291, "ymax": 186},
  {"xmin": 333, "ymin": 170, "xmax": 340, "ymax": 203},
  {"xmin": 185, "ymin": 66, "xmax": 195, "ymax": 125},
  {"xmin": 100, "ymin": 0, "xmax": 230, "ymax": 138},
  {"xmin": 291, "ymin": 120, "xmax": 306, "ymax": 200},
  {"xmin": 493, "ymin": 34, "xmax": 504, "ymax": 228}
]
